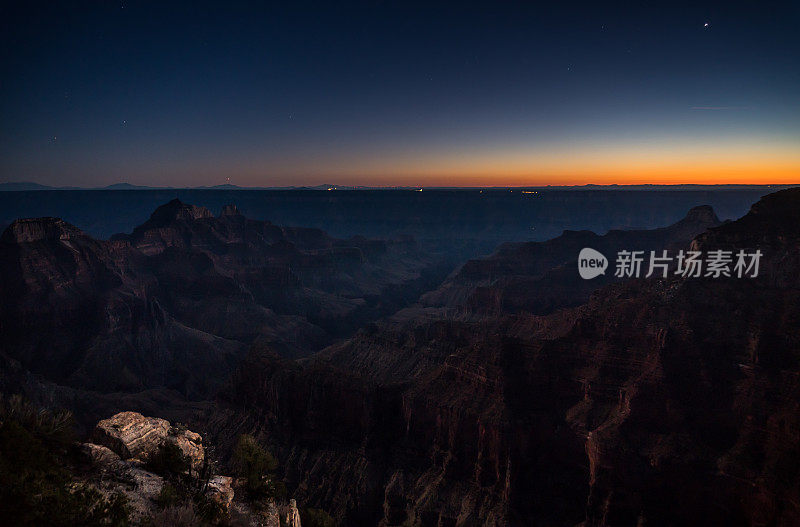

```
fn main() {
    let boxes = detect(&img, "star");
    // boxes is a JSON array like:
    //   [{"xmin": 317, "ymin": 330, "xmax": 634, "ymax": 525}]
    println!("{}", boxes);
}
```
[{"xmin": 704, "ymin": 22, "xmax": 709, "ymax": 28}]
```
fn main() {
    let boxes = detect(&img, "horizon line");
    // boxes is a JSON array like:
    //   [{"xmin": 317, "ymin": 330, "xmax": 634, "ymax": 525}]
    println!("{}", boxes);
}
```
[{"xmin": 2, "ymin": 181, "xmax": 799, "ymax": 192}]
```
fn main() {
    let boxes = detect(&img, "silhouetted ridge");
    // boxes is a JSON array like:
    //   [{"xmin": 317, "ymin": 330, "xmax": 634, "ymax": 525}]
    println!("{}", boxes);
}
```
[
  {"xmin": 146, "ymin": 198, "xmax": 213, "ymax": 226},
  {"xmin": 110, "ymin": 199, "xmax": 217, "ymax": 250},
  {"xmin": 1, "ymin": 217, "xmax": 86, "ymax": 244},
  {"xmin": 421, "ymin": 204, "xmax": 723, "ymax": 313},
  {"xmin": 691, "ymin": 188, "xmax": 800, "ymax": 280},
  {"xmin": 693, "ymin": 188, "xmax": 800, "ymax": 245},
  {"xmin": 0, "ymin": 196, "xmax": 447, "ymax": 398},
  {"xmin": 729, "ymin": 187, "xmax": 800, "ymax": 236},
  {"xmin": 683, "ymin": 204, "xmax": 719, "ymax": 223}
]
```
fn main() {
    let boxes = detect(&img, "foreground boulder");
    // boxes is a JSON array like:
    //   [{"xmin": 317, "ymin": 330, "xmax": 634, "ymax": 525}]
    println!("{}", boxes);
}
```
[
  {"xmin": 92, "ymin": 412, "xmax": 170, "ymax": 460},
  {"xmin": 168, "ymin": 427, "xmax": 205, "ymax": 471},
  {"xmin": 92, "ymin": 411, "xmax": 204, "ymax": 470},
  {"xmin": 78, "ymin": 442, "xmax": 122, "ymax": 470},
  {"xmin": 207, "ymin": 475, "xmax": 235, "ymax": 510}
]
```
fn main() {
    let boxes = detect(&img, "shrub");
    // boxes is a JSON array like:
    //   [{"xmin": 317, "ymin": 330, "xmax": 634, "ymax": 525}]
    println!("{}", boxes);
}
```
[
  {"xmin": 147, "ymin": 441, "xmax": 190, "ymax": 477},
  {"xmin": 232, "ymin": 434, "xmax": 278, "ymax": 499},
  {"xmin": 156, "ymin": 483, "xmax": 179, "ymax": 509},
  {"xmin": 300, "ymin": 508, "xmax": 336, "ymax": 527},
  {"xmin": 144, "ymin": 504, "xmax": 199, "ymax": 527},
  {"xmin": 0, "ymin": 393, "xmax": 74, "ymax": 446},
  {"xmin": 194, "ymin": 492, "xmax": 227, "ymax": 524},
  {"xmin": 0, "ymin": 395, "xmax": 130, "ymax": 526}
]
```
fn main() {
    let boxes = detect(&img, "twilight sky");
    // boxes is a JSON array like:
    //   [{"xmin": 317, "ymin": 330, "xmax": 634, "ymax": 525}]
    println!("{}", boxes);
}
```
[{"xmin": 1, "ymin": 1, "xmax": 798, "ymax": 187}]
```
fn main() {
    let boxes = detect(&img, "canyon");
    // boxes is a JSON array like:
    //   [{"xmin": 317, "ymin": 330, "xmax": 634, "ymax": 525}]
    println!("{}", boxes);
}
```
[{"xmin": 1, "ymin": 189, "xmax": 799, "ymax": 525}]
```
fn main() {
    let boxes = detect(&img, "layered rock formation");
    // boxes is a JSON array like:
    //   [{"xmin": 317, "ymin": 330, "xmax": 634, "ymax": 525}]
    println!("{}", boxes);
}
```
[
  {"xmin": 4, "ymin": 189, "xmax": 800, "ymax": 525},
  {"xmin": 93, "ymin": 411, "xmax": 205, "ymax": 470},
  {"xmin": 0, "ymin": 187, "xmax": 767, "ymax": 241},
  {"xmin": 81, "ymin": 412, "xmax": 213, "ymax": 521},
  {"xmin": 0, "ymin": 200, "xmax": 445, "ymax": 397},
  {"xmin": 0, "ymin": 210, "xmax": 245, "ymax": 397},
  {"xmin": 207, "ymin": 475, "xmax": 235, "ymax": 510},
  {"xmin": 211, "ymin": 190, "xmax": 800, "ymax": 525},
  {"xmin": 93, "ymin": 411, "xmax": 173, "ymax": 461},
  {"xmin": 0, "ymin": 216, "xmax": 85, "ymax": 243},
  {"xmin": 79, "ymin": 411, "xmax": 303, "ymax": 526},
  {"xmin": 421, "ymin": 205, "xmax": 721, "ymax": 314}
]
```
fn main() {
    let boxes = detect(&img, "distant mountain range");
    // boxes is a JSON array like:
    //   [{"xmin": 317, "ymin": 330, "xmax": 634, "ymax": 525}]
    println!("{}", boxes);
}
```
[
  {"xmin": 1, "ymin": 181, "xmax": 797, "ymax": 192},
  {"xmin": 0, "ymin": 181, "xmax": 419, "ymax": 191},
  {"xmin": 0, "ymin": 181, "xmax": 341, "ymax": 191}
]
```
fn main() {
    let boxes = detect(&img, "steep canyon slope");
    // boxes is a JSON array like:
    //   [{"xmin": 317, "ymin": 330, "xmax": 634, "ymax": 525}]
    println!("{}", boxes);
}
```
[
  {"xmin": 210, "ymin": 193, "xmax": 799, "ymax": 525},
  {"xmin": 0, "ymin": 199, "xmax": 445, "ymax": 398},
  {"xmin": 2, "ymin": 190, "xmax": 798, "ymax": 526}
]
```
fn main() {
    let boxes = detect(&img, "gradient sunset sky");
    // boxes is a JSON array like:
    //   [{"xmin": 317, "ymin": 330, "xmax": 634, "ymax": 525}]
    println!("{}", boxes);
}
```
[{"xmin": 1, "ymin": 1, "xmax": 798, "ymax": 187}]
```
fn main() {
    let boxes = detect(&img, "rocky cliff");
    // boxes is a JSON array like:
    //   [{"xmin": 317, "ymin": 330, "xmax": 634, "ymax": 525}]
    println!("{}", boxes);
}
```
[
  {"xmin": 0, "ymin": 200, "xmax": 446, "ymax": 396},
  {"xmin": 211, "ymin": 190, "xmax": 800, "ymax": 525},
  {"xmin": 421, "ymin": 205, "xmax": 721, "ymax": 314},
  {"xmin": 4, "ymin": 190, "xmax": 800, "ymax": 525},
  {"xmin": 75, "ymin": 410, "xmax": 301, "ymax": 526}
]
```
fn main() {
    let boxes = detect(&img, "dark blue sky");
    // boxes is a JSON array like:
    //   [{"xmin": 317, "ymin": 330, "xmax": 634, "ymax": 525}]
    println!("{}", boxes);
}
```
[{"xmin": 1, "ymin": 1, "xmax": 798, "ymax": 187}]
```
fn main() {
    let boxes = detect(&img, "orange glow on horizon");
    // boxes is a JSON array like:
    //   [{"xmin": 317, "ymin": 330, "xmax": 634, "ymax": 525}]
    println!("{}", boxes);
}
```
[
  {"xmin": 321, "ymin": 168, "xmax": 800, "ymax": 188},
  {"xmin": 115, "ymin": 135, "xmax": 800, "ymax": 188},
  {"xmin": 251, "ymin": 138, "xmax": 800, "ymax": 187}
]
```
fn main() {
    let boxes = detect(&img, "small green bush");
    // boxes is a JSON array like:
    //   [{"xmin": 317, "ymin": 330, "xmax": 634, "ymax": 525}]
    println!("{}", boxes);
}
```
[
  {"xmin": 232, "ymin": 434, "xmax": 278, "ymax": 499},
  {"xmin": 147, "ymin": 441, "xmax": 190, "ymax": 477},
  {"xmin": 0, "ymin": 393, "xmax": 75, "ymax": 447},
  {"xmin": 194, "ymin": 492, "xmax": 227, "ymax": 524},
  {"xmin": 0, "ymin": 395, "xmax": 130, "ymax": 526}
]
